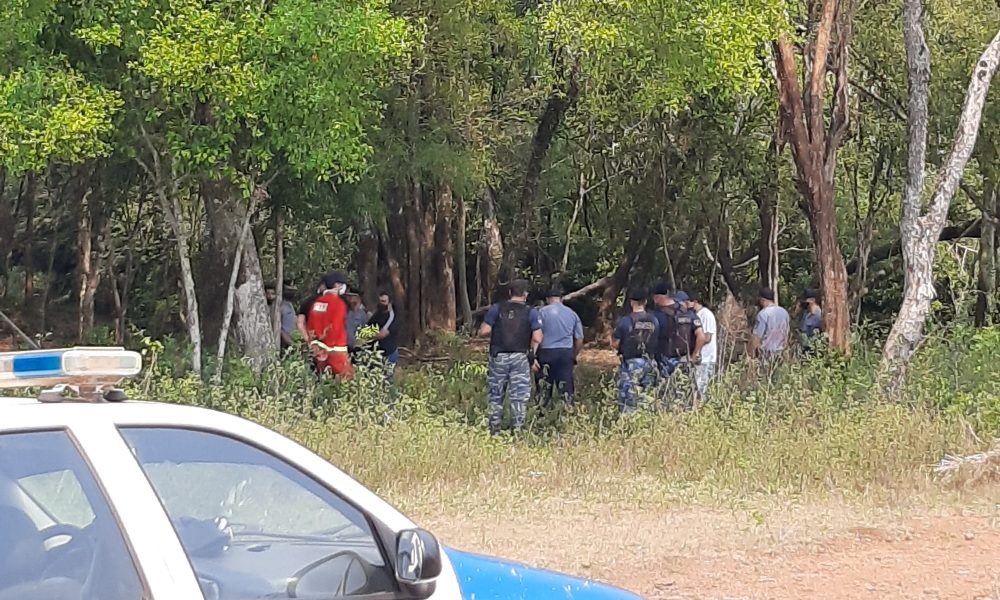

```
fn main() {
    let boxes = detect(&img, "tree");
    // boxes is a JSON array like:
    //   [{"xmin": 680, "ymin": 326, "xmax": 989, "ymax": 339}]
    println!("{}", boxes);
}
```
[
  {"xmin": 880, "ymin": 0, "xmax": 1000, "ymax": 391},
  {"xmin": 772, "ymin": 0, "xmax": 856, "ymax": 352}
]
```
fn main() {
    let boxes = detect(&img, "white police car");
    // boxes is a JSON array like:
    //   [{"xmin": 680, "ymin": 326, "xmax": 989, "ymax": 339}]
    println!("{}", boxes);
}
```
[{"xmin": 0, "ymin": 347, "xmax": 643, "ymax": 600}]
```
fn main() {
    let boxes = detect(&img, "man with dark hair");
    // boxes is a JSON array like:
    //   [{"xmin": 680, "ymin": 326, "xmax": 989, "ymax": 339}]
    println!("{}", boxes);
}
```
[
  {"xmin": 306, "ymin": 271, "xmax": 353, "ymax": 380},
  {"xmin": 613, "ymin": 287, "xmax": 659, "ymax": 414},
  {"xmin": 535, "ymin": 285, "xmax": 584, "ymax": 406},
  {"xmin": 799, "ymin": 288, "xmax": 824, "ymax": 353},
  {"xmin": 479, "ymin": 279, "xmax": 544, "ymax": 434},
  {"xmin": 367, "ymin": 291, "xmax": 402, "ymax": 381},
  {"xmin": 750, "ymin": 287, "xmax": 790, "ymax": 380}
]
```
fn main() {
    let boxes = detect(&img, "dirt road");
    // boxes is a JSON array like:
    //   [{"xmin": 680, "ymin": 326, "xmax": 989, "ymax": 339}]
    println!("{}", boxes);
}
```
[{"xmin": 420, "ymin": 499, "xmax": 1000, "ymax": 599}]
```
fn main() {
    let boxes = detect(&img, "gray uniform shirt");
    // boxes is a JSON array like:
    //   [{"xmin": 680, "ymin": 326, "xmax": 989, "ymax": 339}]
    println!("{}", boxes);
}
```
[
  {"xmin": 754, "ymin": 305, "xmax": 790, "ymax": 355},
  {"xmin": 539, "ymin": 303, "xmax": 584, "ymax": 350}
]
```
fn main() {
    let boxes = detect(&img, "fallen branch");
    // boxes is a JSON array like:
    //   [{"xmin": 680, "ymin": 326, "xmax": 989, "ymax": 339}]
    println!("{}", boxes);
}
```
[
  {"xmin": 0, "ymin": 310, "xmax": 39, "ymax": 349},
  {"xmin": 934, "ymin": 442, "xmax": 1000, "ymax": 486},
  {"xmin": 562, "ymin": 274, "xmax": 615, "ymax": 301}
]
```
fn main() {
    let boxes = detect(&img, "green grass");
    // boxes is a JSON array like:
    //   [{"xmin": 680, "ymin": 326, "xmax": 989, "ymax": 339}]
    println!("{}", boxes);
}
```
[{"xmin": 126, "ymin": 324, "xmax": 1000, "ymax": 516}]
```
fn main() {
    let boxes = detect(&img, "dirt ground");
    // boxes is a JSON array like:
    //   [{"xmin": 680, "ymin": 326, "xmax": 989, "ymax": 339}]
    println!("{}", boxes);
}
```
[{"xmin": 420, "ymin": 497, "xmax": 1000, "ymax": 599}]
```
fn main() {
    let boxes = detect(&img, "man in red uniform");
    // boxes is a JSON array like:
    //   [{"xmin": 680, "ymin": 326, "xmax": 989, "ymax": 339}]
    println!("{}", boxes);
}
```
[{"xmin": 306, "ymin": 271, "xmax": 354, "ymax": 380}]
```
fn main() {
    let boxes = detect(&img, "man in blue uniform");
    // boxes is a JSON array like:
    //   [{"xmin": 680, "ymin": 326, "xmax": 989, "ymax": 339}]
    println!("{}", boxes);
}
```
[
  {"xmin": 536, "ymin": 285, "xmax": 584, "ymax": 407},
  {"xmin": 613, "ymin": 287, "xmax": 659, "ymax": 415},
  {"xmin": 479, "ymin": 279, "xmax": 544, "ymax": 435}
]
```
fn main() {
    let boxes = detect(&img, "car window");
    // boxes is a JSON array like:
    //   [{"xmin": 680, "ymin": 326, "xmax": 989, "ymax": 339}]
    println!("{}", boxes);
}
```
[
  {"xmin": 0, "ymin": 430, "xmax": 145, "ymax": 600},
  {"xmin": 120, "ymin": 427, "xmax": 397, "ymax": 600}
]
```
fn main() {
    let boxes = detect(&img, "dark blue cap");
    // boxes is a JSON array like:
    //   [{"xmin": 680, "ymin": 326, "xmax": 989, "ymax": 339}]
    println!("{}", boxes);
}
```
[{"xmin": 672, "ymin": 291, "xmax": 690, "ymax": 303}]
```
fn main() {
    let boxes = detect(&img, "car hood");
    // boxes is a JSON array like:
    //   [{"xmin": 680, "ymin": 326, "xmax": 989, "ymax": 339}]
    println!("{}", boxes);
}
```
[{"xmin": 443, "ymin": 547, "xmax": 644, "ymax": 600}]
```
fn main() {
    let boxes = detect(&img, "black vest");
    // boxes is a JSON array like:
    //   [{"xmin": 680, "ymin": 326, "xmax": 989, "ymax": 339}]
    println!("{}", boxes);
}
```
[
  {"xmin": 490, "ymin": 301, "xmax": 532, "ymax": 355},
  {"xmin": 660, "ymin": 307, "xmax": 696, "ymax": 358},
  {"xmin": 619, "ymin": 312, "xmax": 658, "ymax": 360}
]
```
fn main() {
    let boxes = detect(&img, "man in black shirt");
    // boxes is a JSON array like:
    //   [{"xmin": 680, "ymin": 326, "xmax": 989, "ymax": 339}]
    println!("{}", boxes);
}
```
[{"xmin": 367, "ymin": 291, "xmax": 402, "ymax": 378}]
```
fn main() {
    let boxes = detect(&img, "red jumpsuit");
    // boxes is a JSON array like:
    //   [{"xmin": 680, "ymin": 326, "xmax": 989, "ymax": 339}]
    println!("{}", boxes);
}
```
[{"xmin": 306, "ymin": 291, "xmax": 353, "ymax": 380}]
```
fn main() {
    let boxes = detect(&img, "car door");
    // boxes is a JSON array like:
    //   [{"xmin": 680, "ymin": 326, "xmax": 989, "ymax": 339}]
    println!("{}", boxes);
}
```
[{"xmin": 113, "ymin": 422, "xmax": 462, "ymax": 600}]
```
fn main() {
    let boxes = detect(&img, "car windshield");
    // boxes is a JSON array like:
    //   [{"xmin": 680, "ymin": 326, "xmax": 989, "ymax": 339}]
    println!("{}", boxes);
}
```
[{"xmin": 119, "ymin": 427, "xmax": 396, "ymax": 600}]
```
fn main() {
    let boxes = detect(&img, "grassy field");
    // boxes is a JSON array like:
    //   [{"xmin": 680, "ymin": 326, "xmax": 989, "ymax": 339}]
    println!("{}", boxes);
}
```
[{"xmin": 120, "ymin": 328, "xmax": 1000, "ymax": 597}]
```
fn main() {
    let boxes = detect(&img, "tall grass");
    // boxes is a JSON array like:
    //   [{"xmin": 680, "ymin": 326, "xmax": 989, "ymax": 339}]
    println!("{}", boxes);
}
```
[{"xmin": 127, "ymin": 324, "xmax": 1000, "ymax": 512}]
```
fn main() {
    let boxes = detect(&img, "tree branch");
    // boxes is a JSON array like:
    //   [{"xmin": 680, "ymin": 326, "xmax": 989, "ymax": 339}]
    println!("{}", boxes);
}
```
[
  {"xmin": 922, "ymin": 28, "xmax": 1000, "ymax": 235},
  {"xmin": 901, "ymin": 0, "xmax": 931, "ymax": 233},
  {"xmin": 807, "ymin": 0, "xmax": 840, "ymax": 145}
]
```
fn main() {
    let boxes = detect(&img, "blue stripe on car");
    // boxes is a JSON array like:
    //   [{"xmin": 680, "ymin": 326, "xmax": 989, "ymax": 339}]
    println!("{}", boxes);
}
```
[{"xmin": 444, "ymin": 547, "xmax": 644, "ymax": 600}]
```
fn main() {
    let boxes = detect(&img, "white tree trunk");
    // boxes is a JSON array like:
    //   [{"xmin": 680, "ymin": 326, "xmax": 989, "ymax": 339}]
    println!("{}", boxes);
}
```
[
  {"xmin": 213, "ymin": 191, "xmax": 262, "ymax": 383},
  {"xmin": 159, "ymin": 192, "xmax": 203, "ymax": 378},
  {"xmin": 880, "ymin": 0, "xmax": 1000, "ymax": 391}
]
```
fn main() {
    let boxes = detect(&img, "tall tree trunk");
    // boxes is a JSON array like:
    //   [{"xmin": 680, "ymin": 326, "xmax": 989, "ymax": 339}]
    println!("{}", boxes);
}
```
[
  {"xmin": 0, "ymin": 167, "xmax": 12, "ymax": 297},
  {"xmin": 158, "ymin": 191, "xmax": 203, "ymax": 377},
  {"xmin": 204, "ymin": 182, "xmax": 277, "ymax": 371},
  {"xmin": 456, "ymin": 192, "xmax": 473, "ymax": 329},
  {"xmin": 379, "ymin": 229, "xmax": 407, "ymax": 317},
  {"xmin": 811, "ymin": 184, "xmax": 851, "ymax": 347},
  {"xmin": 427, "ymin": 182, "xmax": 456, "ymax": 333},
  {"xmin": 272, "ymin": 204, "xmax": 285, "ymax": 343},
  {"xmin": 22, "ymin": 172, "xmax": 36, "ymax": 307},
  {"xmin": 755, "ymin": 181, "xmax": 779, "ymax": 299},
  {"xmin": 594, "ymin": 226, "xmax": 650, "ymax": 342},
  {"xmin": 403, "ymin": 178, "xmax": 427, "ymax": 341},
  {"xmin": 772, "ymin": 0, "xmax": 856, "ymax": 352},
  {"xmin": 975, "ymin": 167, "xmax": 997, "ymax": 326},
  {"xmin": 881, "ymin": 3, "xmax": 1000, "ymax": 391},
  {"xmin": 357, "ymin": 217, "xmax": 379, "ymax": 310},
  {"xmin": 503, "ymin": 64, "xmax": 580, "ymax": 279},
  {"xmin": 76, "ymin": 183, "xmax": 106, "ymax": 343},
  {"xmin": 214, "ymin": 190, "xmax": 261, "ymax": 383},
  {"xmin": 561, "ymin": 170, "xmax": 586, "ymax": 274},
  {"xmin": 478, "ymin": 186, "xmax": 503, "ymax": 307}
]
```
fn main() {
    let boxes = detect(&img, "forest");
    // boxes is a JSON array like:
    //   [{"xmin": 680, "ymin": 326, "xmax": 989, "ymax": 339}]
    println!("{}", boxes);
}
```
[{"xmin": 3, "ymin": 0, "xmax": 1000, "ymax": 389}]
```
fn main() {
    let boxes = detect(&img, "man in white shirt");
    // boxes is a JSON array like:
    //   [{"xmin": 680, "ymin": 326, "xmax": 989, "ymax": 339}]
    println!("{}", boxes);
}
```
[{"xmin": 687, "ymin": 293, "xmax": 717, "ymax": 401}]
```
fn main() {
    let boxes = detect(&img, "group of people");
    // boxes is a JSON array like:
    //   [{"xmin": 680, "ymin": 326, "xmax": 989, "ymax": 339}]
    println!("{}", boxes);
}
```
[
  {"xmin": 264, "ymin": 271, "xmax": 401, "ymax": 380},
  {"xmin": 479, "ymin": 280, "xmax": 826, "ymax": 433},
  {"xmin": 266, "ymin": 269, "xmax": 825, "ymax": 433}
]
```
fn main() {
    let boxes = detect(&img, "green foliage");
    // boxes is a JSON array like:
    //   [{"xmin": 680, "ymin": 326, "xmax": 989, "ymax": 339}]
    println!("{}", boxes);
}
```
[{"xmin": 0, "ymin": 69, "xmax": 120, "ymax": 174}]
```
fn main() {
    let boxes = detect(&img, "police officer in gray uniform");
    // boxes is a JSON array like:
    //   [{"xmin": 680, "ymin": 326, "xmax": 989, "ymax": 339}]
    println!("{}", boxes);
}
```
[{"xmin": 479, "ymin": 280, "xmax": 544, "ymax": 435}]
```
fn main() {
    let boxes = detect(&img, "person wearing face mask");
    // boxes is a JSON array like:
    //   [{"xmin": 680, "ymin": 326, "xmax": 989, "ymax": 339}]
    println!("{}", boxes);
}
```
[
  {"xmin": 367, "ymin": 291, "xmax": 402, "ymax": 373},
  {"xmin": 306, "ymin": 271, "xmax": 353, "ymax": 380}
]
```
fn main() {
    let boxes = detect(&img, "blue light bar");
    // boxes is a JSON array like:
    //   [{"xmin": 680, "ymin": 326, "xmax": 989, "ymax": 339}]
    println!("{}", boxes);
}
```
[{"xmin": 0, "ymin": 347, "xmax": 142, "ymax": 388}]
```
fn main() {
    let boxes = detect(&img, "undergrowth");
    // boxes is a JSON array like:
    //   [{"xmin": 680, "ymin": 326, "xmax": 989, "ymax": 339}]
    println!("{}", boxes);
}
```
[{"xmin": 122, "ymin": 324, "xmax": 1000, "ymax": 511}]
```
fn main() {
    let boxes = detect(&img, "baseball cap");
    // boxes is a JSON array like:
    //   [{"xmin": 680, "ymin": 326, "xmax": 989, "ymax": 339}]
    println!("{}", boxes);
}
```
[
  {"xmin": 652, "ymin": 282, "xmax": 672, "ymax": 297},
  {"xmin": 544, "ymin": 284, "xmax": 563, "ymax": 298},
  {"xmin": 802, "ymin": 288, "xmax": 820, "ymax": 301},
  {"xmin": 672, "ymin": 291, "xmax": 690, "ymax": 303},
  {"xmin": 628, "ymin": 287, "xmax": 648, "ymax": 302},
  {"xmin": 759, "ymin": 287, "xmax": 776, "ymax": 301},
  {"xmin": 322, "ymin": 271, "xmax": 348, "ymax": 288}
]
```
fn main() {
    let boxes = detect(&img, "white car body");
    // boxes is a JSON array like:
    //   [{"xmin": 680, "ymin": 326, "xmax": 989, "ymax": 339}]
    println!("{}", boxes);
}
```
[{"xmin": 0, "ymin": 398, "xmax": 463, "ymax": 599}]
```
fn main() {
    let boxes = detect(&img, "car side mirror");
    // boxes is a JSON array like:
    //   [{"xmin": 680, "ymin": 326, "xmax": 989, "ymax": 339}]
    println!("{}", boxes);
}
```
[{"xmin": 395, "ymin": 529, "xmax": 442, "ymax": 584}]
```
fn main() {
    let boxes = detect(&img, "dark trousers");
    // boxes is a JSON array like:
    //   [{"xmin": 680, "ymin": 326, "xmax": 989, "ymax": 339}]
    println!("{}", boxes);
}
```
[{"xmin": 535, "ymin": 348, "xmax": 576, "ymax": 405}]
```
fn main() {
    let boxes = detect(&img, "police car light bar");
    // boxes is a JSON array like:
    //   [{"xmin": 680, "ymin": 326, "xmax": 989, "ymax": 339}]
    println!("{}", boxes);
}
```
[{"xmin": 0, "ymin": 347, "xmax": 142, "ymax": 389}]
